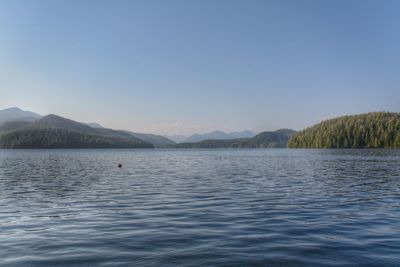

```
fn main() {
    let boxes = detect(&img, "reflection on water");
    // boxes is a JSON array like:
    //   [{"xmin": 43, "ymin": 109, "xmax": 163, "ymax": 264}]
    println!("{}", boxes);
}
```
[{"xmin": 0, "ymin": 149, "xmax": 400, "ymax": 266}]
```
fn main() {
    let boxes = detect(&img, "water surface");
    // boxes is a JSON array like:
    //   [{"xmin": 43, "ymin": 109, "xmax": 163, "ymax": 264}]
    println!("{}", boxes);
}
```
[{"xmin": 0, "ymin": 149, "xmax": 399, "ymax": 266}]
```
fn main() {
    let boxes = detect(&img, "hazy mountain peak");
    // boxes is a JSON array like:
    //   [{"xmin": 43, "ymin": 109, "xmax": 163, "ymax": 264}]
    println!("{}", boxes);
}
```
[
  {"xmin": 164, "ymin": 135, "xmax": 188, "ymax": 143},
  {"xmin": 0, "ymin": 107, "xmax": 42, "ymax": 125},
  {"xmin": 86, "ymin": 122, "xmax": 104, "ymax": 128},
  {"xmin": 3, "ymin": 107, "xmax": 22, "ymax": 112},
  {"xmin": 1, "ymin": 107, "xmax": 41, "ymax": 116}
]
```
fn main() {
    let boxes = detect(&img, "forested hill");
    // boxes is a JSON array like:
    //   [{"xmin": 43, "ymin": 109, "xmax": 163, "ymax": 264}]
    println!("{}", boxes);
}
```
[
  {"xmin": 288, "ymin": 112, "xmax": 400, "ymax": 148},
  {"xmin": 0, "ymin": 114, "xmax": 154, "ymax": 149}
]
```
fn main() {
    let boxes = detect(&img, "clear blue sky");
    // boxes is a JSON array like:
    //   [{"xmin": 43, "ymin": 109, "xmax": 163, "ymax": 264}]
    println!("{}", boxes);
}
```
[{"xmin": 1, "ymin": 0, "xmax": 399, "ymax": 135}]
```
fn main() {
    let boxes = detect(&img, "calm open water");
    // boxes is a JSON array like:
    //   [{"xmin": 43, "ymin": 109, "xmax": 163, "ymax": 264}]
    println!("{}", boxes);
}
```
[{"xmin": 0, "ymin": 149, "xmax": 399, "ymax": 267}]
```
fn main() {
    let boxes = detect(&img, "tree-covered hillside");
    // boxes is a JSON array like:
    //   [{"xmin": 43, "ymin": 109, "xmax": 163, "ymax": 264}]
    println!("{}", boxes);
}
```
[
  {"xmin": 0, "ymin": 115, "xmax": 154, "ymax": 149},
  {"xmin": 288, "ymin": 112, "xmax": 400, "ymax": 148},
  {"xmin": 0, "ymin": 121, "xmax": 32, "ymax": 132},
  {"xmin": 0, "ymin": 128, "xmax": 152, "ymax": 149},
  {"xmin": 245, "ymin": 129, "xmax": 296, "ymax": 148}
]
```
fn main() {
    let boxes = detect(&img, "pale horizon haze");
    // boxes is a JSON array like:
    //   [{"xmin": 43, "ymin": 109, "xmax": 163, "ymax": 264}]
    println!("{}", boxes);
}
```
[{"xmin": 1, "ymin": 0, "xmax": 399, "ymax": 135}]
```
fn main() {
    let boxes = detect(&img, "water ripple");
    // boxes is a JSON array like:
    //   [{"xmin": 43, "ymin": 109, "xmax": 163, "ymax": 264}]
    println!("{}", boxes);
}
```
[{"xmin": 0, "ymin": 149, "xmax": 399, "ymax": 266}]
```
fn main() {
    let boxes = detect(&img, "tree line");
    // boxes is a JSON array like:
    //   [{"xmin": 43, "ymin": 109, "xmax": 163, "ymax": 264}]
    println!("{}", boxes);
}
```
[{"xmin": 288, "ymin": 112, "xmax": 400, "ymax": 148}]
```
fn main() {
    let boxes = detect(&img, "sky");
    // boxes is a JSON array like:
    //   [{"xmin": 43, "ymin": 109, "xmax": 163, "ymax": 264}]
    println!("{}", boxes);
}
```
[{"xmin": 0, "ymin": 0, "xmax": 399, "ymax": 135}]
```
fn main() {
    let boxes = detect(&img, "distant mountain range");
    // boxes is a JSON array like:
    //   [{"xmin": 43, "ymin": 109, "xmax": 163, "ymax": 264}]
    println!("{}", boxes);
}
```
[
  {"xmin": 174, "ymin": 129, "xmax": 296, "ymax": 148},
  {"xmin": 0, "ymin": 107, "xmax": 298, "ymax": 149},
  {"xmin": 0, "ymin": 107, "xmax": 261, "ymax": 148},
  {"xmin": 0, "ymin": 107, "xmax": 177, "ymax": 148},
  {"xmin": 164, "ymin": 134, "xmax": 188, "ymax": 143},
  {"xmin": 183, "ymin": 130, "xmax": 257, "ymax": 143},
  {"xmin": 1, "ymin": 107, "xmax": 397, "ymax": 149}
]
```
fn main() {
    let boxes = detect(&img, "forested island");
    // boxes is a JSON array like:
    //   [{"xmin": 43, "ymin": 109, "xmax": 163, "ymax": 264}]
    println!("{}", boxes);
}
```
[{"xmin": 288, "ymin": 112, "xmax": 400, "ymax": 148}]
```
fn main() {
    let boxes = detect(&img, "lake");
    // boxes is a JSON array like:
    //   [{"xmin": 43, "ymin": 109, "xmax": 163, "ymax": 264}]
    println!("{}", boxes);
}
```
[{"xmin": 0, "ymin": 149, "xmax": 399, "ymax": 266}]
